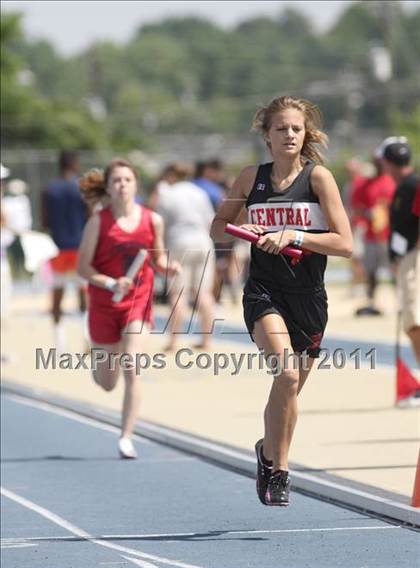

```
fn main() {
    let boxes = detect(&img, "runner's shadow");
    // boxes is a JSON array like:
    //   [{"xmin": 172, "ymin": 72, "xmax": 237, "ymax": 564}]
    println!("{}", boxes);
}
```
[
  {"xmin": 116, "ymin": 532, "xmax": 264, "ymax": 542},
  {"xmin": 21, "ymin": 533, "xmax": 267, "ymax": 543}
]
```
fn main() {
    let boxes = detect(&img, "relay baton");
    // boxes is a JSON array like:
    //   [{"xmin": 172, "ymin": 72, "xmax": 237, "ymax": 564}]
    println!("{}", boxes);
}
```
[
  {"xmin": 112, "ymin": 249, "xmax": 148, "ymax": 303},
  {"xmin": 225, "ymin": 223, "xmax": 303, "ymax": 261}
]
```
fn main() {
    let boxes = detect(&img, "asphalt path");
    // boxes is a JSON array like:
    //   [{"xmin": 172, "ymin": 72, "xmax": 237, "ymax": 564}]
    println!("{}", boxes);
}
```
[{"xmin": 1, "ymin": 393, "xmax": 419, "ymax": 568}]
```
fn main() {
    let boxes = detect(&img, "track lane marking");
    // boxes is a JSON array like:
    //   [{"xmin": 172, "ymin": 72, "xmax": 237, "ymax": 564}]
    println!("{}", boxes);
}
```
[
  {"xmin": 121, "ymin": 555, "xmax": 160, "ymax": 568},
  {"xmin": 4, "ymin": 394, "xmax": 151, "ymax": 444},
  {"xmin": 4, "ymin": 389, "xmax": 419, "ymax": 526},
  {"xmin": 1, "ymin": 487, "xmax": 202, "ymax": 568},
  {"xmin": 1, "ymin": 523, "xmax": 401, "ymax": 546},
  {"xmin": 5, "ymin": 393, "xmax": 253, "ymax": 464},
  {"xmin": 1, "ymin": 542, "xmax": 37, "ymax": 549}
]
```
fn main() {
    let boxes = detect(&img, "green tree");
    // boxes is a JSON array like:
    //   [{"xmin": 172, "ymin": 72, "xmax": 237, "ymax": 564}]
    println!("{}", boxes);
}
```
[
  {"xmin": 1, "ymin": 12, "xmax": 23, "ymax": 75},
  {"xmin": 1, "ymin": 12, "xmax": 108, "ymax": 149},
  {"xmin": 2, "ymin": 4, "xmax": 419, "ymax": 150},
  {"xmin": 391, "ymin": 105, "xmax": 420, "ymax": 166}
]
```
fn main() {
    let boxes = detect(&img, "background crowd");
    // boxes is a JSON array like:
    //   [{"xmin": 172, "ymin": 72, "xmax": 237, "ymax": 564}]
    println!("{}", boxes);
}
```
[{"xmin": 1, "ymin": 136, "xmax": 419, "ymax": 383}]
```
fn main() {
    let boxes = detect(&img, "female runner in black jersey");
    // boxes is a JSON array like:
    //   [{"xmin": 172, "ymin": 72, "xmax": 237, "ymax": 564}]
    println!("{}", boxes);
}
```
[{"xmin": 211, "ymin": 96, "xmax": 352, "ymax": 506}]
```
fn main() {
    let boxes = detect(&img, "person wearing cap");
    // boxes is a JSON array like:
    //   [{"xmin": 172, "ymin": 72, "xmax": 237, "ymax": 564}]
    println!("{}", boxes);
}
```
[{"xmin": 379, "ymin": 137, "xmax": 420, "ymax": 366}]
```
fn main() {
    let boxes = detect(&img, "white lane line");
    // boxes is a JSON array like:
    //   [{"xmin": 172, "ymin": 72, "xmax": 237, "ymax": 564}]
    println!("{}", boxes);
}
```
[
  {"xmin": 138, "ymin": 420, "xmax": 420, "ymax": 527},
  {"xmin": 121, "ymin": 555, "xmax": 159, "ymax": 568},
  {"xmin": 6, "ymin": 391, "xmax": 417, "ymax": 526},
  {"xmin": 99, "ymin": 526, "xmax": 400, "ymax": 538},
  {"xmin": 1, "ymin": 543, "xmax": 37, "ymax": 549},
  {"xmin": 134, "ymin": 458, "xmax": 194, "ymax": 464},
  {"xmin": 4, "ymin": 394, "xmax": 151, "ymax": 444},
  {"xmin": 99, "ymin": 562, "xmax": 127, "ymax": 566},
  {"xmin": 228, "ymin": 526, "xmax": 401, "ymax": 535},
  {"xmin": 1, "ymin": 487, "xmax": 203, "ymax": 568},
  {"xmin": 1, "ymin": 537, "xmax": 76, "ymax": 543},
  {"xmin": 0, "ymin": 523, "xmax": 400, "ymax": 544},
  {"xmin": 139, "ymin": 422, "xmax": 254, "ymax": 463}
]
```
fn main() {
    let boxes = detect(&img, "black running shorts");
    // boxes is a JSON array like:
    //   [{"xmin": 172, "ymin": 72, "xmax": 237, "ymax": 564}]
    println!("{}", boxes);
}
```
[{"xmin": 242, "ymin": 278, "xmax": 328, "ymax": 358}]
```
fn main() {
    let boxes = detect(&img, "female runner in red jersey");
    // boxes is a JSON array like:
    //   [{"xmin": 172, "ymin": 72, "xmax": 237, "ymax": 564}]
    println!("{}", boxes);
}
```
[{"xmin": 78, "ymin": 158, "xmax": 179, "ymax": 459}]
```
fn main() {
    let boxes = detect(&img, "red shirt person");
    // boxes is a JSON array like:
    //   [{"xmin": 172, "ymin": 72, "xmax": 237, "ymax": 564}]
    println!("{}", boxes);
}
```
[
  {"xmin": 88, "ymin": 206, "xmax": 156, "ymax": 340},
  {"xmin": 77, "ymin": 159, "xmax": 179, "ymax": 459},
  {"xmin": 351, "ymin": 165, "xmax": 396, "ymax": 243},
  {"xmin": 351, "ymin": 159, "xmax": 396, "ymax": 316}
]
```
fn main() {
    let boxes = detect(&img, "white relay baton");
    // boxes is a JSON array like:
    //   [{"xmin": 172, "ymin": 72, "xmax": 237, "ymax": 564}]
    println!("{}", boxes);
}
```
[{"xmin": 112, "ymin": 248, "xmax": 148, "ymax": 303}]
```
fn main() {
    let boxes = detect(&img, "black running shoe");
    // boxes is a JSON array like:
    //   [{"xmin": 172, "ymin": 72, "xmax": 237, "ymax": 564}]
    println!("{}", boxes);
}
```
[
  {"xmin": 265, "ymin": 470, "xmax": 290, "ymax": 506},
  {"xmin": 255, "ymin": 439, "xmax": 272, "ymax": 505}
]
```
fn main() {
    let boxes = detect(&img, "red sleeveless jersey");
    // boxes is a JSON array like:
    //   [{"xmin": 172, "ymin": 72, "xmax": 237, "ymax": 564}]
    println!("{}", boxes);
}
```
[{"xmin": 88, "ymin": 205, "xmax": 156, "ymax": 318}]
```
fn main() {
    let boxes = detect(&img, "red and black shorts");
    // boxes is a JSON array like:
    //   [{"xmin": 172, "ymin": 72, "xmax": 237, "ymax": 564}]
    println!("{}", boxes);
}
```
[{"xmin": 242, "ymin": 278, "xmax": 328, "ymax": 358}]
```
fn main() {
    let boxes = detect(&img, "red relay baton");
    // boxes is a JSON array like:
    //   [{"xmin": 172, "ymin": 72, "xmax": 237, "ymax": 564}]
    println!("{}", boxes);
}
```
[{"xmin": 225, "ymin": 223, "xmax": 303, "ymax": 261}]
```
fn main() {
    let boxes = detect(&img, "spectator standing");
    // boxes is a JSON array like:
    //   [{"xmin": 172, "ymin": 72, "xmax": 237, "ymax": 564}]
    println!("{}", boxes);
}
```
[
  {"xmin": 193, "ymin": 159, "xmax": 225, "ymax": 211},
  {"xmin": 194, "ymin": 159, "xmax": 237, "ymax": 303},
  {"xmin": 155, "ymin": 164, "xmax": 215, "ymax": 351},
  {"xmin": 41, "ymin": 150, "xmax": 87, "ymax": 352},
  {"xmin": 351, "ymin": 155, "xmax": 396, "ymax": 316},
  {"xmin": 380, "ymin": 137, "xmax": 419, "ymax": 366},
  {"xmin": 2, "ymin": 178, "xmax": 32, "ymax": 277},
  {"xmin": 344, "ymin": 158, "xmax": 368, "ymax": 295},
  {"xmin": 1, "ymin": 163, "xmax": 14, "ymax": 363}
]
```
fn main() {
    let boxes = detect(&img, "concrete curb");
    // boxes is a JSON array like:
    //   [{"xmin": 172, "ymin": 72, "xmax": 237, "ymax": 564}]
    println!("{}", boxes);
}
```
[
  {"xmin": 134, "ymin": 420, "xmax": 420, "ymax": 527},
  {"xmin": 2, "ymin": 381, "xmax": 419, "ymax": 528}
]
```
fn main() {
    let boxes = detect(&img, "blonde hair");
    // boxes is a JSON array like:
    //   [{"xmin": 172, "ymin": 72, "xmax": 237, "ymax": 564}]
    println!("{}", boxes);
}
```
[
  {"xmin": 252, "ymin": 95, "xmax": 328, "ymax": 164},
  {"xmin": 79, "ymin": 158, "xmax": 138, "ymax": 205}
]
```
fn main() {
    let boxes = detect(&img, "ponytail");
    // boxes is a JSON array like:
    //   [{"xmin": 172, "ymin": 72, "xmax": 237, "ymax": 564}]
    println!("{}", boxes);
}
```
[{"xmin": 79, "ymin": 168, "xmax": 106, "ymax": 206}]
